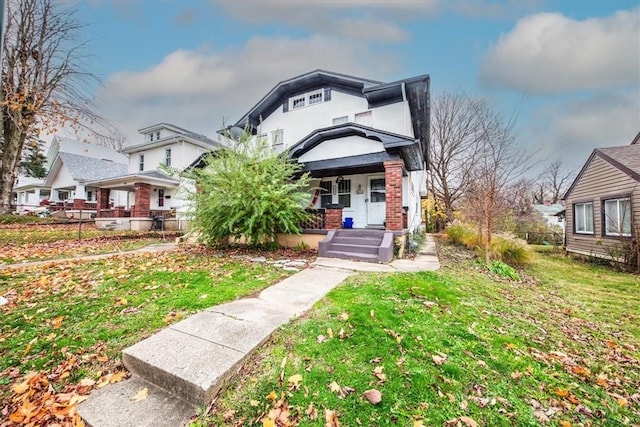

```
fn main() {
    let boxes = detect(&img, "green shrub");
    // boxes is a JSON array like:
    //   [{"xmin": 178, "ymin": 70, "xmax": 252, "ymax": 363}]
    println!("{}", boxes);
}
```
[
  {"xmin": 489, "ymin": 234, "xmax": 532, "ymax": 266},
  {"xmin": 488, "ymin": 260, "xmax": 521, "ymax": 281}
]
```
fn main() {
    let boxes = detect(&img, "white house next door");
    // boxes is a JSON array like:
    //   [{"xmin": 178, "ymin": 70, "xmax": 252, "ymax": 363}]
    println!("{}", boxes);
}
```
[{"xmin": 367, "ymin": 177, "xmax": 386, "ymax": 226}]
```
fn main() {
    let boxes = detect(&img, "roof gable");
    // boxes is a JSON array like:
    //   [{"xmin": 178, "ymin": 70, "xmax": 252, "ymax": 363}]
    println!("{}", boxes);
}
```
[
  {"xmin": 123, "ymin": 123, "xmax": 221, "ymax": 153},
  {"xmin": 563, "ymin": 144, "xmax": 640, "ymax": 200},
  {"xmin": 44, "ymin": 152, "xmax": 128, "ymax": 186}
]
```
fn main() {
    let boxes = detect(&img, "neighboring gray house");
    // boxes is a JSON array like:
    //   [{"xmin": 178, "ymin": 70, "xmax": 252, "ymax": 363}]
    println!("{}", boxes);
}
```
[
  {"xmin": 42, "ymin": 138, "xmax": 129, "ymax": 211},
  {"xmin": 532, "ymin": 203, "xmax": 565, "ymax": 231},
  {"xmin": 563, "ymin": 132, "xmax": 640, "ymax": 260}
]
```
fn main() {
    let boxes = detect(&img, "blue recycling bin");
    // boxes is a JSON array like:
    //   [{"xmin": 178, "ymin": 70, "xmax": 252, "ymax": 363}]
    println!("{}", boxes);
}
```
[{"xmin": 343, "ymin": 217, "xmax": 354, "ymax": 229}]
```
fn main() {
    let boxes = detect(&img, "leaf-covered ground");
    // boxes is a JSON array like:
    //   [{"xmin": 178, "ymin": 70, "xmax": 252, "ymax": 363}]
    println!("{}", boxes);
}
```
[
  {"xmin": 195, "ymin": 240, "xmax": 640, "ymax": 426},
  {"xmin": 0, "ymin": 223, "xmax": 182, "ymax": 264},
  {"xmin": 0, "ymin": 242, "xmax": 310, "ymax": 426}
]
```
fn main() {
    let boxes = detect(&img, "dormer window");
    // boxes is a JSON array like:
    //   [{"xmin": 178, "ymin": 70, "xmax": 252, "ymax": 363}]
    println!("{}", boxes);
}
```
[
  {"xmin": 289, "ymin": 89, "xmax": 325, "ymax": 110},
  {"xmin": 308, "ymin": 91, "xmax": 323, "ymax": 105},
  {"xmin": 149, "ymin": 133, "xmax": 154, "ymax": 142},
  {"xmin": 155, "ymin": 131, "xmax": 161, "ymax": 140},
  {"xmin": 291, "ymin": 95, "xmax": 305, "ymax": 109}
]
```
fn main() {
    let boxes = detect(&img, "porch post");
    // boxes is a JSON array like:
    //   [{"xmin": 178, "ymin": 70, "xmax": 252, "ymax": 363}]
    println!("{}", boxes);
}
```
[
  {"xmin": 325, "ymin": 204, "xmax": 344, "ymax": 229},
  {"xmin": 97, "ymin": 188, "xmax": 110, "ymax": 218},
  {"xmin": 132, "ymin": 183, "xmax": 151, "ymax": 218},
  {"xmin": 384, "ymin": 159, "xmax": 404, "ymax": 231}
]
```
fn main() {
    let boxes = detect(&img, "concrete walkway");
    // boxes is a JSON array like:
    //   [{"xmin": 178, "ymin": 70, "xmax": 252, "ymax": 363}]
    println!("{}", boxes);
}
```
[{"xmin": 78, "ymin": 235, "xmax": 440, "ymax": 427}]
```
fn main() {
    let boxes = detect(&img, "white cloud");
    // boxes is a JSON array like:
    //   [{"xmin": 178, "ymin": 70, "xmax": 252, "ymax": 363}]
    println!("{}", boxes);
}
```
[
  {"xmin": 527, "ymin": 90, "xmax": 640, "ymax": 173},
  {"xmin": 94, "ymin": 35, "xmax": 398, "ymax": 145},
  {"xmin": 480, "ymin": 8, "xmax": 640, "ymax": 93}
]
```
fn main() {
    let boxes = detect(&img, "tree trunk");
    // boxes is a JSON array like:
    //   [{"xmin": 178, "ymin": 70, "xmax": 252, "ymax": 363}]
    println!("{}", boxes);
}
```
[{"xmin": 0, "ymin": 127, "xmax": 26, "ymax": 214}]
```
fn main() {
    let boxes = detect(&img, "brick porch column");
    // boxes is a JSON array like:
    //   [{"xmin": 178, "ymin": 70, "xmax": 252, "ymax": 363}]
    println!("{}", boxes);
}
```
[
  {"xmin": 325, "ymin": 204, "xmax": 344, "ymax": 230},
  {"xmin": 96, "ymin": 188, "xmax": 110, "ymax": 218},
  {"xmin": 73, "ymin": 199, "xmax": 86, "ymax": 209},
  {"xmin": 132, "ymin": 183, "xmax": 151, "ymax": 218},
  {"xmin": 384, "ymin": 159, "xmax": 404, "ymax": 231}
]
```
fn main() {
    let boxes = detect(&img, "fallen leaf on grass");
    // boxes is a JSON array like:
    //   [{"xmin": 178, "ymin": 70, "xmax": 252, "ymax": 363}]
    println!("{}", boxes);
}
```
[
  {"xmin": 250, "ymin": 399, "xmax": 260, "ymax": 407},
  {"xmin": 432, "ymin": 353, "xmax": 447, "ymax": 365},
  {"xmin": 363, "ymin": 389, "xmax": 382, "ymax": 404},
  {"xmin": 559, "ymin": 421, "xmax": 571, "ymax": 427},
  {"xmin": 131, "ymin": 387, "xmax": 148, "ymax": 402},
  {"xmin": 325, "ymin": 409, "xmax": 341, "ymax": 427},
  {"xmin": 510, "ymin": 371, "xmax": 522, "ymax": 380},
  {"xmin": 262, "ymin": 418, "xmax": 276, "ymax": 427},
  {"xmin": 317, "ymin": 334, "xmax": 327, "ymax": 343},
  {"xmin": 338, "ymin": 312, "xmax": 349, "ymax": 321},
  {"xmin": 555, "ymin": 388, "xmax": 569, "ymax": 397},
  {"xmin": 459, "ymin": 416, "xmax": 479, "ymax": 427},
  {"xmin": 328, "ymin": 381, "xmax": 355, "ymax": 398},
  {"xmin": 306, "ymin": 403, "xmax": 318, "ymax": 420},
  {"xmin": 413, "ymin": 420, "xmax": 425, "ymax": 427},
  {"xmin": 373, "ymin": 366, "xmax": 386, "ymax": 383},
  {"xmin": 266, "ymin": 390, "xmax": 278, "ymax": 401},
  {"xmin": 288, "ymin": 374, "xmax": 303, "ymax": 390}
]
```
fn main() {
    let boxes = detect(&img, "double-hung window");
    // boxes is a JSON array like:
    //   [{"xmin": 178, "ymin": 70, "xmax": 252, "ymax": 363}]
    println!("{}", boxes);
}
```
[
  {"xmin": 320, "ymin": 181, "xmax": 332, "ymax": 208},
  {"xmin": 604, "ymin": 197, "xmax": 631, "ymax": 236},
  {"xmin": 574, "ymin": 202, "xmax": 593, "ymax": 234},
  {"xmin": 337, "ymin": 179, "xmax": 351, "ymax": 208},
  {"xmin": 139, "ymin": 154, "xmax": 145, "ymax": 172},
  {"xmin": 165, "ymin": 148, "xmax": 172, "ymax": 167},
  {"xmin": 271, "ymin": 129, "xmax": 284, "ymax": 154}
]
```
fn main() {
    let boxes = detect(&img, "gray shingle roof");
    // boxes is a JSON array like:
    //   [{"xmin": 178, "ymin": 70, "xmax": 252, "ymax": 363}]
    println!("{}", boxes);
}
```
[
  {"xmin": 596, "ymin": 145, "xmax": 640, "ymax": 182},
  {"xmin": 58, "ymin": 152, "xmax": 128, "ymax": 181}
]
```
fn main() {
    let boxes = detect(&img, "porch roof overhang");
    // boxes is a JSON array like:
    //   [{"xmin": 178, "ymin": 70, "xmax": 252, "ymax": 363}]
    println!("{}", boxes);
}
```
[
  {"xmin": 86, "ymin": 170, "xmax": 180, "ymax": 192},
  {"xmin": 289, "ymin": 123, "xmax": 424, "ymax": 171},
  {"xmin": 299, "ymin": 152, "xmax": 404, "ymax": 178}
]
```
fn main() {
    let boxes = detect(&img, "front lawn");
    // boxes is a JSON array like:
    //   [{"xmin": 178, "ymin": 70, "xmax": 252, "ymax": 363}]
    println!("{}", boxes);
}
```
[
  {"xmin": 0, "ymin": 223, "xmax": 181, "ymax": 264},
  {"xmin": 197, "ymin": 242, "xmax": 640, "ymax": 426},
  {"xmin": 0, "ymin": 246, "xmax": 302, "ymax": 425}
]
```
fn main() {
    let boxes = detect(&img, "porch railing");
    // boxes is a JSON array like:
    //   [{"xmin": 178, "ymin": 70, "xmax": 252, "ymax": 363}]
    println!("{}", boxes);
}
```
[{"xmin": 301, "ymin": 208, "xmax": 326, "ymax": 230}]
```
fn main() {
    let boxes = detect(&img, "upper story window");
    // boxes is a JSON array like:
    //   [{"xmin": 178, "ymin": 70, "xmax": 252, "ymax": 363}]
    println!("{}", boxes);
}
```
[
  {"xmin": 271, "ymin": 129, "xmax": 284, "ymax": 154},
  {"xmin": 355, "ymin": 111, "xmax": 372, "ymax": 127},
  {"xmin": 289, "ymin": 90, "xmax": 326, "ymax": 110},
  {"xmin": 155, "ymin": 131, "xmax": 161, "ymax": 140},
  {"xmin": 139, "ymin": 154, "xmax": 145, "ymax": 172},
  {"xmin": 333, "ymin": 116, "xmax": 348, "ymax": 125},
  {"xmin": 149, "ymin": 133, "xmax": 154, "ymax": 142},
  {"xmin": 308, "ymin": 91, "xmax": 323, "ymax": 105},
  {"xmin": 604, "ymin": 197, "xmax": 631, "ymax": 237},
  {"xmin": 574, "ymin": 201, "xmax": 593, "ymax": 234},
  {"xmin": 165, "ymin": 148, "xmax": 172, "ymax": 167}
]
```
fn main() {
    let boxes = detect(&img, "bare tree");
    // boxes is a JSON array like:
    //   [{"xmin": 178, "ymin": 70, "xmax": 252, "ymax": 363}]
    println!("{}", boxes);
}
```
[
  {"xmin": 94, "ymin": 127, "xmax": 127, "ymax": 151},
  {"xmin": 463, "ymin": 103, "xmax": 531, "ymax": 264},
  {"xmin": 428, "ymin": 91, "xmax": 483, "ymax": 223},
  {"xmin": 539, "ymin": 160, "xmax": 574, "ymax": 204},
  {"xmin": 0, "ymin": 0, "xmax": 106, "ymax": 213}
]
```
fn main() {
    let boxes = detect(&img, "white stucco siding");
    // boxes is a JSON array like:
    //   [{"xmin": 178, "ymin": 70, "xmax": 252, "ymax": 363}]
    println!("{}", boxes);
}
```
[
  {"xmin": 49, "ymin": 166, "xmax": 76, "ymax": 198},
  {"xmin": 372, "ymin": 102, "xmax": 413, "ymax": 137},
  {"xmin": 406, "ymin": 169, "xmax": 425, "ymax": 231},
  {"xmin": 260, "ymin": 91, "xmax": 369, "ymax": 147},
  {"xmin": 129, "ymin": 142, "xmax": 208, "ymax": 172},
  {"xmin": 298, "ymin": 135, "xmax": 385, "ymax": 163}
]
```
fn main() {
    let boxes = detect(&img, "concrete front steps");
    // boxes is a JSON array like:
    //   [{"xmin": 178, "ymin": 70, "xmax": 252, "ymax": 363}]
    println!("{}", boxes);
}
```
[
  {"xmin": 318, "ymin": 229, "xmax": 394, "ymax": 263},
  {"xmin": 78, "ymin": 266, "xmax": 353, "ymax": 427}
]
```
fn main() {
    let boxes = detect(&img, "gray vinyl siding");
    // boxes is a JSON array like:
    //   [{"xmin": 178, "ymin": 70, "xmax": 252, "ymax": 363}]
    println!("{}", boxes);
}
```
[{"xmin": 565, "ymin": 155, "xmax": 640, "ymax": 259}]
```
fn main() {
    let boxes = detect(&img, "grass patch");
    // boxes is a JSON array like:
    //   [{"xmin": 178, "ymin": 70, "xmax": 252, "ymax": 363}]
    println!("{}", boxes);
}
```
[
  {"xmin": 197, "ymin": 243, "xmax": 640, "ymax": 426},
  {"xmin": 0, "ymin": 247, "xmax": 294, "ymax": 403}
]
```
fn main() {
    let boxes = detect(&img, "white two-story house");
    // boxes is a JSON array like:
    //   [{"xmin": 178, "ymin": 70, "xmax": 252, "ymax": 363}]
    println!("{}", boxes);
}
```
[
  {"xmin": 228, "ymin": 70, "xmax": 430, "ymax": 233},
  {"xmin": 89, "ymin": 123, "xmax": 221, "ymax": 229}
]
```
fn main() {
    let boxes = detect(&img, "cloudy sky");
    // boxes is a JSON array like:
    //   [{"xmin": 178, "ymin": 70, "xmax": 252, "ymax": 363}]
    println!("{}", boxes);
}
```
[{"xmin": 74, "ymin": 0, "xmax": 639, "ymax": 173}]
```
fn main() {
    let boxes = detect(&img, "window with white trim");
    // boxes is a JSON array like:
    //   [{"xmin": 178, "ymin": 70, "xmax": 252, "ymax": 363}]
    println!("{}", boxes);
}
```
[
  {"xmin": 574, "ymin": 201, "xmax": 593, "ymax": 234},
  {"xmin": 332, "ymin": 116, "xmax": 348, "ymax": 125},
  {"xmin": 320, "ymin": 181, "xmax": 332, "ymax": 208},
  {"xmin": 289, "ymin": 90, "xmax": 325, "ymax": 110},
  {"xmin": 604, "ymin": 197, "xmax": 631, "ymax": 236},
  {"xmin": 355, "ymin": 111, "xmax": 372, "ymax": 127},
  {"xmin": 139, "ymin": 154, "xmax": 145, "ymax": 172},
  {"xmin": 337, "ymin": 179, "xmax": 351, "ymax": 208},
  {"xmin": 165, "ymin": 148, "xmax": 172, "ymax": 167},
  {"xmin": 271, "ymin": 129, "xmax": 284, "ymax": 154},
  {"xmin": 308, "ymin": 91, "xmax": 323, "ymax": 105},
  {"xmin": 291, "ymin": 95, "xmax": 305, "ymax": 109}
]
